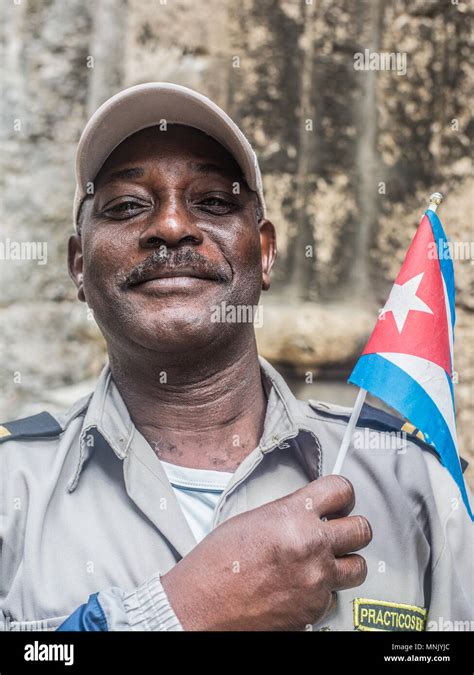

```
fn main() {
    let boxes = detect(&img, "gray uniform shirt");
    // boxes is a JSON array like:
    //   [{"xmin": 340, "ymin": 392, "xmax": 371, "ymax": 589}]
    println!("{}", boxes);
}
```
[{"xmin": 1, "ymin": 357, "xmax": 472, "ymax": 631}]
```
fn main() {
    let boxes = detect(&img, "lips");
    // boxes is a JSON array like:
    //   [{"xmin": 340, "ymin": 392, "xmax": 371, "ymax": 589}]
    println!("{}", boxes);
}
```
[
  {"xmin": 130, "ymin": 266, "xmax": 213, "ymax": 285},
  {"xmin": 128, "ymin": 265, "xmax": 217, "ymax": 293}
]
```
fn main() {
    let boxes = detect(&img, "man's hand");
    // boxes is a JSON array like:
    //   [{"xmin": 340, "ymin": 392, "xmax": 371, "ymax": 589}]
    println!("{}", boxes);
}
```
[{"xmin": 161, "ymin": 475, "xmax": 372, "ymax": 631}]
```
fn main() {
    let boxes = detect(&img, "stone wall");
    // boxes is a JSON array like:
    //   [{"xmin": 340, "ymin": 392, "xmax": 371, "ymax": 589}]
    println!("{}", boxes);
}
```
[{"xmin": 1, "ymin": 0, "xmax": 472, "ymax": 485}]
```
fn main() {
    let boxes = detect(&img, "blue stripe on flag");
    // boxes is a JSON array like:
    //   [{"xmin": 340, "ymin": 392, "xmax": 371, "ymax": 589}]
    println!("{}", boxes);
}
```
[
  {"xmin": 56, "ymin": 593, "xmax": 108, "ymax": 631},
  {"xmin": 349, "ymin": 353, "xmax": 473, "ymax": 520},
  {"xmin": 425, "ymin": 209, "xmax": 456, "ymax": 331}
]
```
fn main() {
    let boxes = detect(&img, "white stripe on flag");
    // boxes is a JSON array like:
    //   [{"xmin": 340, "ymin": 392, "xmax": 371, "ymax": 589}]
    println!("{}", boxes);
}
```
[
  {"xmin": 441, "ymin": 274, "xmax": 454, "ymax": 368},
  {"xmin": 379, "ymin": 352, "xmax": 457, "ymax": 445}
]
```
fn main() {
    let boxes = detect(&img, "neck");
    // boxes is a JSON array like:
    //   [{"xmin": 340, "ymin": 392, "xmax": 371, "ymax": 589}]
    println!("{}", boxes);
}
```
[{"xmin": 108, "ymin": 334, "xmax": 267, "ymax": 471}]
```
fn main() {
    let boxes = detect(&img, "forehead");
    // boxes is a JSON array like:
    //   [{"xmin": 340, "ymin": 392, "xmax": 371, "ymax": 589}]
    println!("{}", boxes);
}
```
[{"xmin": 95, "ymin": 124, "xmax": 244, "ymax": 183}]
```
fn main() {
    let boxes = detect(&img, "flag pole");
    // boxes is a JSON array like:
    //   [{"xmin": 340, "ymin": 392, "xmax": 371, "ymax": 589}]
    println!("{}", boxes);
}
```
[
  {"xmin": 332, "ymin": 192, "xmax": 444, "ymax": 475},
  {"xmin": 331, "ymin": 388, "xmax": 367, "ymax": 475}
]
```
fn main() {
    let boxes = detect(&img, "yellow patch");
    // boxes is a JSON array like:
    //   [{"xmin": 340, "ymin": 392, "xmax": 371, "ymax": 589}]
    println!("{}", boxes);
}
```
[
  {"xmin": 401, "ymin": 422, "xmax": 426, "ymax": 443},
  {"xmin": 0, "ymin": 425, "xmax": 11, "ymax": 439},
  {"xmin": 354, "ymin": 598, "xmax": 427, "ymax": 632}
]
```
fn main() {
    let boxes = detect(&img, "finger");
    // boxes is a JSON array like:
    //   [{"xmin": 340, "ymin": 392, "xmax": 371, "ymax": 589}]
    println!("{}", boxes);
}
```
[
  {"xmin": 326, "ymin": 515, "xmax": 372, "ymax": 556},
  {"xmin": 333, "ymin": 554, "xmax": 368, "ymax": 591},
  {"xmin": 303, "ymin": 475, "xmax": 355, "ymax": 518}
]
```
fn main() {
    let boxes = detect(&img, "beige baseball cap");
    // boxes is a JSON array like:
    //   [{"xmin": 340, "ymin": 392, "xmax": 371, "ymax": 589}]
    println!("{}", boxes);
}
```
[{"xmin": 73, "ymin": 82, "xmax": 265, "ymax": 229}]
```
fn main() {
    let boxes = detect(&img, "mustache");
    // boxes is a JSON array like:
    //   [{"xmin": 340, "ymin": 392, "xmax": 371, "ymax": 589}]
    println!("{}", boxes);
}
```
[{"xmin": 118, "ymin": 249, "xmax": 231, "ymax": 288}]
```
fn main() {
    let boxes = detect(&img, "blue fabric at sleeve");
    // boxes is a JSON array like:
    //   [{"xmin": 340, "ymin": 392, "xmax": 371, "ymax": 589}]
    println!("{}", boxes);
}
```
[{"xmin": 56, "ymin": 592, "xmax": 108, "ymax": 631}]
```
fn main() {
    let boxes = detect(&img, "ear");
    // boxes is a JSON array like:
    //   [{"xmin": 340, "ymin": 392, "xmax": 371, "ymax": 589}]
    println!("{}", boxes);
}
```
[
  {"xmin": 259, "ymin": 219, "xmax": 277, "ymax": 291},
  {"xmin": 68, "ymin": 234, "xmax": 86, "ymax": 302}
]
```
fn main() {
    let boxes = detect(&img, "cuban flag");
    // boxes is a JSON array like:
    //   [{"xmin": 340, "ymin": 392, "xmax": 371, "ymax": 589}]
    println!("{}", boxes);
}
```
[{"xmin": 349, "ymin": 206, "xmax": 473, "ymax": 520}]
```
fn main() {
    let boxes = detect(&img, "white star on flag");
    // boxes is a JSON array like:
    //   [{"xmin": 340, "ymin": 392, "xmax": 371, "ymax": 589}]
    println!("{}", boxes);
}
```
[{"xmin": 379, "ymin": 272, "xmax": 433, "ymax": 333}]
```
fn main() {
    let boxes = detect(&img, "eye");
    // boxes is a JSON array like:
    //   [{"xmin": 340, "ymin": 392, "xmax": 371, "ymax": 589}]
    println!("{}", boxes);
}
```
[
  {"xmin": 103, "ymin": 199, "xmax": 149, "ymax": 220},
  {"xmin": 196, "ymin": 196, "xmax": 237, "ymax": 215}
]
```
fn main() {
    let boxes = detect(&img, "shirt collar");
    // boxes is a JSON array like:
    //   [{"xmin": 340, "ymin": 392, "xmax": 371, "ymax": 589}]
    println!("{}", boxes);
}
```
[
  {"xmin": 68, "ymin": 356, "xmax": 316, "ymax": 491},
  {"xmin": 67, "ymin": 365, "xmax": 134, "ymax": 491},
  {"xmin": 258, "ymin": 356, "xmax": 301, "ymax": 449}
]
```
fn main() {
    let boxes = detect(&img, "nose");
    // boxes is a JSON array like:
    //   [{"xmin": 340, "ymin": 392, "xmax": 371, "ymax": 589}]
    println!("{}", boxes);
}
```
[{"xmin": 138, "ymin": 195, "xmax": 203, "ymax": 249}]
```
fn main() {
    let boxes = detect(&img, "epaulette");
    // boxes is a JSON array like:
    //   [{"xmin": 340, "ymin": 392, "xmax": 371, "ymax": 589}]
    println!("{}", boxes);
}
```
[
  {"xmin": 0, "ymin": 412, "xmax": 63, "ymax": 444},
  {"xmin": 309, "ymin": 400, "xmax": 468, "ymax": 474}
]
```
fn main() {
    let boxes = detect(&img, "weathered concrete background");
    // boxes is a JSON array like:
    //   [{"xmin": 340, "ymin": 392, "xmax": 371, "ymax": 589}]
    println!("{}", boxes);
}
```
[{"xmin": 1, "ymin": 0, "xmax": 472, "ymax": 485}]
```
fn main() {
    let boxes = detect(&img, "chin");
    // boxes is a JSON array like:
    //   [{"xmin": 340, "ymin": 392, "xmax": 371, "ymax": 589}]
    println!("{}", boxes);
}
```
[{"xmin": 132, "ymin": 308, "xmax": 232, "ymax": 352}]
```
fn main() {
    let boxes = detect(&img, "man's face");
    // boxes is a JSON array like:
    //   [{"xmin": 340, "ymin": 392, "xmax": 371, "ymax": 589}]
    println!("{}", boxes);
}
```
[{"xmin": 69, "ymin": 125, "xmax": 276, "ymax": 354}]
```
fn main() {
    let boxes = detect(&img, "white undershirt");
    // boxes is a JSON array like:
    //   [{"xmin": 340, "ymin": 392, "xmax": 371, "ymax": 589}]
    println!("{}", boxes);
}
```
[{"xmin": 160, "ymin": 460, "xmax": 234, "ymax": 543}]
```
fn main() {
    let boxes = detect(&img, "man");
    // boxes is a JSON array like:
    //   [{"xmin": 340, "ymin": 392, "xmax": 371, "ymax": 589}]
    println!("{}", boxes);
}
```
[{"xmin": 0, "ymin": 83, "xmax": 472, "ymax": 632}]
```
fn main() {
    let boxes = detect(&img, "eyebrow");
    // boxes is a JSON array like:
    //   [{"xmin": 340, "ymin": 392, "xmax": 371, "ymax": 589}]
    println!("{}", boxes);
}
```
[
  {"xmin": 187, "ymin": 161, "xmax": 242, "ymax": 179},
  {"xmin": 101, "ymin": 167, "xmax": 145, "ymax": 186},
  {"xmin": 99, "ymin": 162, "xmax": 248, "ymax": 189},
  {"xmin": 189, "ymin": 161, "xmax": 254, "ymax": 199}
]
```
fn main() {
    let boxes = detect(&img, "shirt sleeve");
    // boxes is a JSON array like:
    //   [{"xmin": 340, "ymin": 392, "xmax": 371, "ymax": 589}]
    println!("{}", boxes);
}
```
[
  {"xmin": 426, "ymin": 495, "xmax": 474, "ymax": 629},
  {"xmin": 56, "ymin": 572, "xmax": 183, "ymax": 631}
]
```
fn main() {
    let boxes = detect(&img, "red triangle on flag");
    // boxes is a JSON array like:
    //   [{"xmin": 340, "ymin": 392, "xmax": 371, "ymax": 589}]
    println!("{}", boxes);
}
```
[{"xmin": 362, "ymin": 215, "xmax": 452, "ymax": 376}]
